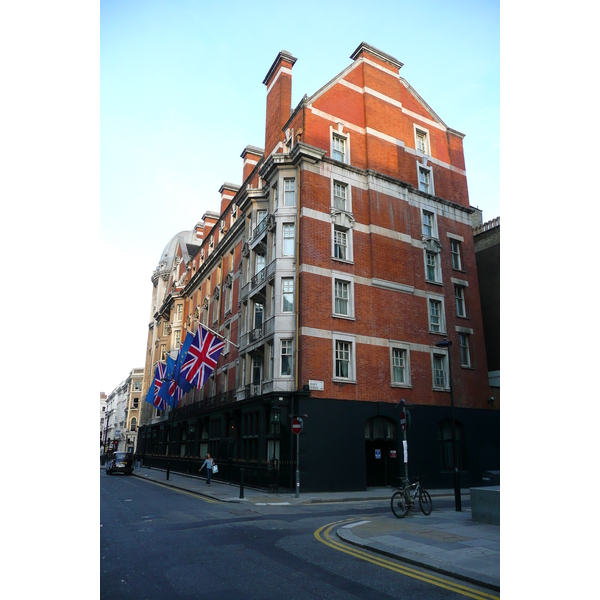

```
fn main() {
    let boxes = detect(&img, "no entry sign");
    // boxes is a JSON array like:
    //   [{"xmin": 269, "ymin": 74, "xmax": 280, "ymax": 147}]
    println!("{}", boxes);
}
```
[
  {"xmin": 292, "ymin": 417, "xmax": 303, "ymax": 435},
  {"xmin": 400, "ymin": 411, "xmax": 406, "ymax": 431}
]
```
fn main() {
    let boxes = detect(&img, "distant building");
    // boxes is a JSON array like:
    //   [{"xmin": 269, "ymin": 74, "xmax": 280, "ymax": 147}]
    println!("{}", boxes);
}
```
[
  {"xmin": 100, "ymin": 392, "xmax": 107, "ymax": 449},
  {"xmin": 137, "ymin": 43, "xmax": 499, "ymax": 491},
  {"xmin": 473, "ymin": 217, "xmax": 500, "ymax": 404}
]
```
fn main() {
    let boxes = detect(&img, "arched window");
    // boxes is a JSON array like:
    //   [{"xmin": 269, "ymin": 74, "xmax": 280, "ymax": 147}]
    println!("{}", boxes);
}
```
[
  {"xmin": 438, "ymin": 420, "xmax": 466, "ymax": 470},
  {"xmin": 365, "ymin": 417, "xmax": 396, "ymax": 440},
  {"xmin": 130, "ymin": 418, "xmax": 137, "ymax": 432}
]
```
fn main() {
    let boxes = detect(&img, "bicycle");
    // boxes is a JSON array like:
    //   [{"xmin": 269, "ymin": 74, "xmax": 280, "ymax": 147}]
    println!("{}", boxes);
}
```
[{"xmin": 391, "ymin": 476, "xmax": 433, "ymax": 518}]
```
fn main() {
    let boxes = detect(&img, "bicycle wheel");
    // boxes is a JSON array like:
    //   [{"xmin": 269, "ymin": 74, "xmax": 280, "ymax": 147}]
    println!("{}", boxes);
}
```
[
  {"xmin": 419, "ymin": 489, "xmax": 433, "ymax": 515},
  {"xmin": 391, "ymin": 490, "xmax": 409, "ymax": 518}
]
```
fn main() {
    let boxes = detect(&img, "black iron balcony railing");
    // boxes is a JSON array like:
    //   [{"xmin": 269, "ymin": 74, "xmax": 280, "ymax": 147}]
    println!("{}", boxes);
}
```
[{"xmin": 251, "ymin": 267, "xmax": 266, "ymax": 290}]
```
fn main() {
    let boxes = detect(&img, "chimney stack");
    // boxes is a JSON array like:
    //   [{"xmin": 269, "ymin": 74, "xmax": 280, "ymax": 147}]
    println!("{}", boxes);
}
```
[
  {"xmin": 218, "ymin": 183, "xmax": 240, "ymax": 216},
  {"xmin": 263, "ymin": 50, "xmax": 297, "ymax": 157},
  {"xmin": 240, "ymin": 146, "xmax": 264, "ymax": 183}
]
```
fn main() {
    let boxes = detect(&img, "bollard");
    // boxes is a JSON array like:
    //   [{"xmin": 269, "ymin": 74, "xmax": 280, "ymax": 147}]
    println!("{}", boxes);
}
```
[
  {"xmin": 166, "ymin": 460, "xmax": 170, "ymax": 480},
  {"xmin": 239, "ymin": 468, "xmax": 244, "ymax": 499}
]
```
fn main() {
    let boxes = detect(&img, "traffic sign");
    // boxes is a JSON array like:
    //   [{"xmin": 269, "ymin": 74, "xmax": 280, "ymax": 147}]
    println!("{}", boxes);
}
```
[
  {"xmin": 292, "ymin": 417, "xmax": 303, "ymax": 435},
  {"xmin": 400, "ymin": 411, "xmax": 406, "ymax": 431}
]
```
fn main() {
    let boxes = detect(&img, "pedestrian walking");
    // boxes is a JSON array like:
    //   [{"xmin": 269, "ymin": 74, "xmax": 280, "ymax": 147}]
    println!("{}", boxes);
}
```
[{"xmin": 199, "ymin": 453, "xmax": 213, "ymax": 486}]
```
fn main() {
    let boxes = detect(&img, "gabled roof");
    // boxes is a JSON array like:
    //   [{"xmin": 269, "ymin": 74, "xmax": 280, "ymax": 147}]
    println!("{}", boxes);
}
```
[{"xmin": 304, "ymin": 43, "xmax": 460, "ymax": 134}]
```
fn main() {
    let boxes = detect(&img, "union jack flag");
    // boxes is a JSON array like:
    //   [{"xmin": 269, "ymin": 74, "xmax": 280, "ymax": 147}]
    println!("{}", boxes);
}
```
[
  {"xmin": 181, "ymin": 324, "xmax": 226, "ymax": 389},
  {"xmin": 153, "ymin": 362, "xmax": 168, "ymax": 410}
]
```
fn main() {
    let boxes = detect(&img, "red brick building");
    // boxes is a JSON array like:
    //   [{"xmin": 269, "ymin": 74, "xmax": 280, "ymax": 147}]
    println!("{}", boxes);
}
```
[{"xmin": 137, "ymin": 43, "xmax": 499, "ymax": 492}]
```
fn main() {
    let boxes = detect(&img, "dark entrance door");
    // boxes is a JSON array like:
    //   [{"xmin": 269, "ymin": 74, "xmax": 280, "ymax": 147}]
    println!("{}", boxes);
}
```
[{"xmin": 365, "ymin": 416, "xmax": 398, "ymax": 487}]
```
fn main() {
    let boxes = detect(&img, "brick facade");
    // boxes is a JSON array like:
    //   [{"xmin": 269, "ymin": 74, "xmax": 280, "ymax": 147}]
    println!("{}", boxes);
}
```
[{"xmin": 137, "ymin": 43, "xmax": 499, "ymax": 492}]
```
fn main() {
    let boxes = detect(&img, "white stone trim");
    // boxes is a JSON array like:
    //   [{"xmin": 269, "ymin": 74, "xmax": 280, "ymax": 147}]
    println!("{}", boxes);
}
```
[
  {"xmin": 446, "ymin": 232, "xmax": 465, "ymax": 242},
  {"xmin": 455, "ymin": 325, "xmax": 474, "ymax": 334},
  {"xmin": 451, "ymin": 277, "xmax": 469, "ymax": 287},
  {"xmin": 266, "ymin": 67, "xmax": 293, "ymax": 95},
  {"xmin": 300, "ymin": 326, "xmax": 432, "ymax": 354}
]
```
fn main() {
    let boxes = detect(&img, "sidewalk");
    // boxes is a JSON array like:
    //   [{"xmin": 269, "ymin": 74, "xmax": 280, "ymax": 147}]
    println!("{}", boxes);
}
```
[{"xmin": 104, "ymin": 464, "xmax": 499, "ymax": 591}]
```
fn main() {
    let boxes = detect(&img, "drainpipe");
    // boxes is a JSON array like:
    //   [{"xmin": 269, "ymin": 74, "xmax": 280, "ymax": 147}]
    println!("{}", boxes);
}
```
[{"xmin": 295, "ymin": 163, "xmax": 301, "ymax": 392}]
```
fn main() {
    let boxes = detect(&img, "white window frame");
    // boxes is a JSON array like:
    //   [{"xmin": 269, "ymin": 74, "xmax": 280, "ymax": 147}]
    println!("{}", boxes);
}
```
[
  {"xmin": 173, "ymin": 329, "xmax": 181, "ymax": 349},
  {"xmin": 459, "ymin": 333, "xmax": 471, "ymax": 367},
  {"xmin": 333, "ymin": 180, "xmax": 348, "ymax": 211},
  {"xmin": 282, "ymin": 223, "xmax": 295, "ymax": 256},
  {"xmin": 417, "ymin": 163, "xmax": 435, "ymax": 195},
  {"xmin": 280, "ymin": 339, "xmax": 293, "ymax": 377},
  {"xmin": 390, "ymin": 342, "xmax": 412, "ymax": 388},
  {"xmin": 330, "ymin": 125, "xmax": 350, "ymax": 165},
  {"xmin": 283, "ymin": 178, "xmax": 296, "ymax": 207},
  {"xmin": 425, "ymin": 250, "xmax": 442, "ymax": 283},
  {"xmin": 413, "ymin": 124, "xmax": 431, "ymax": 156},
  {"xmin": 331, "ymin": 178, "xmax": 352, "ymax": 213},
  {"xmin": 427, "ymin": 295, "xmax": 446, "ymax": 334},
  {"xmin": 332, "ymin": 225, "xmax": 352, "ymax": 262},
  {"xmin": 454, "ymin": 285, "xmax": 466, "ymax": 318},
  {"xmin": 176, "ymin": 304, "xmax": 183, "ymax": 322},
  {"xmin": 332, "ymin": 274, "xmax": 355, "ymax": 319},
  {"xmin": 332, "ymin": 333, "xmax": 357, "ymax": 383},
  {"xmin": 421, "ymin": 208, "xmax": 438, "ymax": 238},
  {"xmin": 268, "ymin": 342, "xmax": 274, "ymax": 380},
  {"xmin": 281, "ymin": 277, "xmax": 294, "ymax": 313},
  {"xmin": 450, "ymin": 239, "xmax": 462, "ymax": 270},
  {"xmin": 223, "ymin": 324, "xmax": 230, "ymax": 355},
  {"xmin": 272, "ymin": 184, "xmax": 278, "ymax": 211},
  {"xmin": 431, "ymin": 350, "xmax": 450, "ymax": 390}
]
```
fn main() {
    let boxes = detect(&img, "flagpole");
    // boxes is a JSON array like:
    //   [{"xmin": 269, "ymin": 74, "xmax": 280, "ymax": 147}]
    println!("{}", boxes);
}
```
[{"xmin": 185, "ymin": 324, "xmax": 240, "ymax": 349}]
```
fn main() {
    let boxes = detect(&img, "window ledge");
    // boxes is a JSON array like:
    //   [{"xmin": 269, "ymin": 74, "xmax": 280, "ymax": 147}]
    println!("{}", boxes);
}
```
[
  {"xmin": 429, "ymin": 330, "xmax": 448, "ymax": 336},
  {"xmin": 425, "ymin": 279, "xmax": 444, "ymax": 286},
  {"xmin": 456, "ymin": 315, "xmax": 470, "ymax": 320},
  {"xmin": 460, "ymin": 365, "xmax": 475, "ymax": 370},
  {"xmin": 432, "ymin": 386, "xmax": 451, "ymax": 392},
  {"xmin": 391, "ymin": 383, "xmax": 413, "ymax": 389},
  {"xmin": 332, "ymin": 314, "xmax": 356, "ymax": 321},
  {"xmin": 332, "ymin": 378, "xmax": 357, "ymax": 385},
  {"xmin": 331, "ymin": 257, "xmax": 355, "ymax": 265}
]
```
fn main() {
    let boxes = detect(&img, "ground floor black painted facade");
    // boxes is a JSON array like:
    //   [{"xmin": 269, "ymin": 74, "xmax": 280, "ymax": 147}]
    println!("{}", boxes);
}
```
[{"xmin": 136, "ymin": 392, "xmax": 500, "ymax": 493}]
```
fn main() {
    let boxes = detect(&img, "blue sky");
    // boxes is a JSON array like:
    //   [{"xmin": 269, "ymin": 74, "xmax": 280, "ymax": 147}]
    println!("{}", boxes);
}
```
[{"xmin": 100, "ymin": 0, "xmax": 499, "ymax": 394}]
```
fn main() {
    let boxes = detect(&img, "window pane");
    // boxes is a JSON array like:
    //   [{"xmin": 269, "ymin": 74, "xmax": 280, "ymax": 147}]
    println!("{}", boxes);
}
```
[
  {"xmin": 283, "ymin": 224, "xmax": 294, "ymax": 255},
  {"xmin": 334, "ymin": 229, "xmax": 347, "ymax": 260},
  {"xmin": 281, "ymin": 340, "xmax": 292, "ymax": 375},
  {"xmin": 282, "ymin": 278, "xmax": 294, "ymax": 312},
  {"xmin": 284, "ymin": 179, "xmax": 295, "ymax": 206},
  {"xmin": 335, "ymin": 341, "xmax": 350, "ymax": 378},
  {"xmin": 429, "ymin": 300, "xmax": 440, "ymax": 331},
  {"xmin": 392, "ymin": 348, "xmax": 405, "ymax": 383},
  {"xmin": 333, "ymin": 182, "xmax": 346, "ymax": 210},
  {"xmin": 335, "ymin": 280, "xmax": 349, "ymax": 315}
]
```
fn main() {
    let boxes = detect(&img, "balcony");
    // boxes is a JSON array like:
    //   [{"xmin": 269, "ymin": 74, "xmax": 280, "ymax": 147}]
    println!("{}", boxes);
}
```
[
  {"xmin": 253, "ymin": 215, "xmax": 268, "ymax": 241},
  {"xmin": 251, "ymin": 268, "xmax": 266, "ymax": 291},
  {"xmin": 244, "ymin": 381, "xmax": 262, "ymax": 397},
  {"xmin": 249, "ymin": 325, "xmax": 264, "ymax": 344}
]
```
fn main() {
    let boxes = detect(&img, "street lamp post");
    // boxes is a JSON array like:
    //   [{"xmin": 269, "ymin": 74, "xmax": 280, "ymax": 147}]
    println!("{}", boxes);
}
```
[{"xmin": 435, "ymin": 338, "xmax": 461, "ymax": 512}]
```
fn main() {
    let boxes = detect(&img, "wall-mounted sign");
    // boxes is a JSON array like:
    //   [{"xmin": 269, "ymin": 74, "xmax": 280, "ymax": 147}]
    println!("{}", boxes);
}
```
[
  {"xmin": 390, "ymin": 450, "xmax": 397, "ymax": 458},
  {"xmin": 375, "ymin": 449, "xmax": 381, "ymax": 459},
  {"xmin": 308, "ymin": 380, "xmax": 324, "ymax": 391}
]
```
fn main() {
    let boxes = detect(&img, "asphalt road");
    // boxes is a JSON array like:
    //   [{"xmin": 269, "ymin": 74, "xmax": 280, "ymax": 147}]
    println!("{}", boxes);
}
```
[{"xmin": 100, "ymin": 471, "xmax": 482, "ymax": 600}]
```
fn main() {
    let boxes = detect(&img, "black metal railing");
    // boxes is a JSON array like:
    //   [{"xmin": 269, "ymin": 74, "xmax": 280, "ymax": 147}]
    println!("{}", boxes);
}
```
[{"xmin": 138, "ymin": 454, "xmax": 290, "ymax": 490}]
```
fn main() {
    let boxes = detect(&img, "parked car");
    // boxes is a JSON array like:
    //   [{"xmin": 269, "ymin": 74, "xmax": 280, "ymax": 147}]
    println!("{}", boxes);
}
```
[{"xmin": 105, "ymin": 451, "xmax": 134, "ymax": 475}]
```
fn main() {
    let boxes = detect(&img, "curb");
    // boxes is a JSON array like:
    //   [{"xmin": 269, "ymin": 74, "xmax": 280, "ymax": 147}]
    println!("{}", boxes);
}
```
[{"xmin": 336, "ymin": 527, "xmax": 499, "ymax": 592}]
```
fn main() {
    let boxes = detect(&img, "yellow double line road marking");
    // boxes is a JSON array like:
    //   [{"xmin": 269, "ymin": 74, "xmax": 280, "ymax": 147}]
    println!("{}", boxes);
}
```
[
  {"xmin": 314, "ymin": 519, "xmax": 499, "ymax": 600},
  {"xmin": 137, "ymin": 477, "xmax": 219, "ymax": 503}
]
